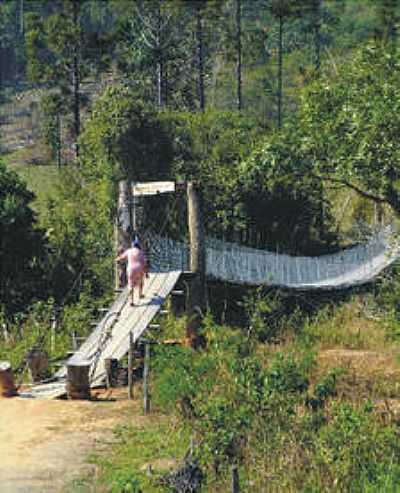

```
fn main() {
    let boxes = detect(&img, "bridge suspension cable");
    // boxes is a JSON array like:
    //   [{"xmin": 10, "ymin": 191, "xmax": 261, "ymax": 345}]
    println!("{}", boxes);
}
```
[{"xmin": 145, "ymin": 226, "xmax": 398, "ymax": 290}]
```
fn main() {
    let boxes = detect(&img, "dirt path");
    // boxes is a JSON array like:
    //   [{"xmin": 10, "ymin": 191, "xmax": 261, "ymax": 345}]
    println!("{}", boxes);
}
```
[{"xmin": 0, "ymin": 389, "xmax": 136, "ymax": 493}]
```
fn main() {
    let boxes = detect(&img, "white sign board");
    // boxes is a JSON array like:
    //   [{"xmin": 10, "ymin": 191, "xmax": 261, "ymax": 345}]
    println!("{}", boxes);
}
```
[{"xmin": 132, "ymin": 181, "xmax": 175, "ymax": 196}]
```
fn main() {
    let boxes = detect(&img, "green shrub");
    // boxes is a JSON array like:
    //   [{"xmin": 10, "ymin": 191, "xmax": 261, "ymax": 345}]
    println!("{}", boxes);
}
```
[
  {"xmin": 264, "ymin": 353, "xmax": 310, "ymax": 396},
  {"xmin": 152, "ymin": 345, "xmax": 216, "ymax": 417},
  {"xmin": 306, "ymin": 368, "xmax": 343, "ymax": 411},
  {"xmin": 110, "ymin": 471, "xmax": 142, "ymax": 493},
  {"xmin": 309, "ymin": 403, "xmax": 400, "ymax": 491}
]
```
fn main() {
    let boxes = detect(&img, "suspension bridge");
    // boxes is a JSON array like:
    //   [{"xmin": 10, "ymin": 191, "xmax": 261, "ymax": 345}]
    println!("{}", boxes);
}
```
[{"xmin": 19, "ymin": 181, "xmax": 400, "ymax": 399}]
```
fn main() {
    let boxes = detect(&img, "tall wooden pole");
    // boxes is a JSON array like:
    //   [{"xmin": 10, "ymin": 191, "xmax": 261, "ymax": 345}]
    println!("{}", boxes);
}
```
[
  {"xmin": 231, "ymin": 464, "xmax": 240, "ymax": 493},
  {"xmin": 186, "ymin": 182, "xmax": 206, "ymax": 346},
  {"xmin": 143, "ymin": 342, "xmax": 150, "ymax": 414},
  {"xmin": 128, "ymin": 332, "xmax": 134, "ymax": 400},
  {"xmin": 116, "ymin": 181, "xmax": 132, "ymax": 289}
]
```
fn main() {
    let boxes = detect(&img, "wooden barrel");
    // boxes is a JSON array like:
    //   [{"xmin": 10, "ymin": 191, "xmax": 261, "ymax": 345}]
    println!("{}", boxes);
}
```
[
  {"xmin": 66, "ymin": 361, "xmax": 91, "ymax": 400},
  {"xmin": 0, "ymin": 361, "xmax": 18, "ymax": 398}
]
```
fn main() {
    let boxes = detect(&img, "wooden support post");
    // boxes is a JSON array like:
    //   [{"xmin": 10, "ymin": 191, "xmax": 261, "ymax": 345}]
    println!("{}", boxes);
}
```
[
  {"xmin": 71, "ymin": 331, "xmax": 78, "ymax": 351},
  {"xmin": 105, "ymin": 358, "xmax": 119, "ymax": 388},
  {"xmin": 190, "ymin": 436, "xmax": 195, "ymax": 456},
  {"xmin": 0, "ymin": 362, "xmax": 18, "ymax": 398},
  {"xmin": 128, "ymin": 332, "xmax": 134, "ymax": 400},
  {"xmin": 50, "ymin": 312, "xmax": 57, "ymax": 354},
  {"xmin": 116, "ymin": 180, "xmax": 133, "ymax": 289},
  {"xmin": 66, "ymin": 361, "xmax": 91, "ymax": 400},
  {"xmin": 143, "ymin": 342, "xmax": 150, "ymax": 414},
  {"xmin": 169, "ymin": 289, "xmax": 186, "ymax": 316},
  {"xmin": 186, "ymin": 181, "xmax": 206, "ymax": 347},
  {"xmin": 231, "ymin": 464, "xmax": 240, "ymax": 493}
]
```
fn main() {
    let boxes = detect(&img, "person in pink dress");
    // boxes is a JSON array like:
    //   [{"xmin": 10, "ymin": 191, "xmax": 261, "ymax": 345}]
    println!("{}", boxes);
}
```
[{"xmin": 116, "ymin": 240, "xmax": 148, "ymax": 306}]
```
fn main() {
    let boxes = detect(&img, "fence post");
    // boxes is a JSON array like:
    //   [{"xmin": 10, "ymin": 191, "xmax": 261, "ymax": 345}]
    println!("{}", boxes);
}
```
[
  {"xmin": 231, "ymin": 464, "xmax": 240, "ymax": 493},
  {"xmin": 50, "ymin": 312, "xmax": 57, "ymax": 354},
  {"xmin": 128, "ymin": 332, "xmax": 134, "ymax": 400},
  {"xmin": 143, "ymin": 342, "xmax": 150, "ymax": 414}
]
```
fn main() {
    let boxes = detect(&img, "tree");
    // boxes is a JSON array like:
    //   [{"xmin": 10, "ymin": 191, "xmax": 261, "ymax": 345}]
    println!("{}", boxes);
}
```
[
  {"xmin": 373, "ymin": 0, "xmax": 398, "ymax": 51},
  {"xmin": 79, "ymin": 84, "xmax": 173, "ymax": 183},
  {"xmin": 172, "ymin": 0, "xmax": 223, "ymax": 112},
  {"xmin": 300, "ymin": 44, "xmax": 400, "ymax": 215},
  {"xmin": 25, "ymin": 0, "xmax": 109, "ymax": 160},
  {"xmin": 0, "ymin": 0, "xmax": 19, "ymax": 89},
  {"xmin": 114, "ymin": 0, "xmax": 178, "ymax": 108},
  {"xmin": 262, "ymin": 0, "xmax": 297, "ymax": 127},
  {"xmin": 0, "ymin": 162, "xmax": 46, "ymax": 314},
  {"xmin": 248, "ymin": 44, "xmax": 400, "ymax": 222}
]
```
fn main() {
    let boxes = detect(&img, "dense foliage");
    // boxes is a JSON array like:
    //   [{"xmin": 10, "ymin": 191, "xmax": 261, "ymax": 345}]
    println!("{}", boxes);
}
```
[
  {"xmin": 80, "ymin": 84, "xmax": 173, "ymax": 182},
  {"xmin": 2, "ymin": 3, "xmax": 400, "ymax": 491},
  {"xmin": 0, "ymin": 162, "xmax": 46, "ymax": 314},
  {"xmin": 148, "ymin": 320, "xmax": 400, "ymax": 492}
]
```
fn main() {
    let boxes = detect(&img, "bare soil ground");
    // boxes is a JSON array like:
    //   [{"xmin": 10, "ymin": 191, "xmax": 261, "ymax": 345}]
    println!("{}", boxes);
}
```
[{"xmin": 0, "ymin": 388, "xmax": 138, "ymax": 493}]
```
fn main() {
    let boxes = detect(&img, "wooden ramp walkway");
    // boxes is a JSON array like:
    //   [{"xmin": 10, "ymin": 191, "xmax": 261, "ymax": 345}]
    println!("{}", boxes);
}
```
[{"xmin": 19, "ymin": 270, "xmax": 182, "ymax": 399}]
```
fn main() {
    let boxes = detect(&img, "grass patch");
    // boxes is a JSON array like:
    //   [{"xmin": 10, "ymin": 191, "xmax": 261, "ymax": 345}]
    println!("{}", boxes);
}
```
[
  {"xmin": 302, "ymin": 297, "xmax": 391, "ymax": 351},
  {"xmin": 2, "ymin": 149, "xmax": 61, "ymax": 214},
  {"xmin": 88, "ymin": 416, "xmax": 190, "ymax": 493}
]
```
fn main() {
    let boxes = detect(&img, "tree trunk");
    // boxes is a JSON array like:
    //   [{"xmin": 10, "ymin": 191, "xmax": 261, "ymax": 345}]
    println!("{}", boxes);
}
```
[
  {"xmin": 196, "ymin": 5, "xmax": 205, "ymax": 112},
  {"xmin": 313, "ymin": 0, "xmax": 321, "ymax": 75},
  {"xmin": 277, "ymin": 13, "xmax": 283, "ymax": 128},
  {"xmin": 164, "ymin": 61, "xmax": 168, "ymax": 107},
  {"xmin": 72, "ymin": 0, "xmax": 80, "ymax": 159},
  {"xmin": 20, "ymin": 0, "xmax": 24, "ymax": 36},
  {"xmin": 236, "ymin": 0, "xmax": 242, "ymax": 111},
  {"xmin": 156, "ymin": 2, "xmax": 163, "ymax": 108},
  {"xmin": 14, "ymin": 0, "xmax": 25, "ymax": 86},
  {"xmin": 157, "ymin": 59, "xmax": 163, "ymax": 108}
]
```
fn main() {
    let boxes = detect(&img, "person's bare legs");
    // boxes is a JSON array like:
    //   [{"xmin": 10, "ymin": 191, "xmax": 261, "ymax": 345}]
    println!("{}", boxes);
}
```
[
  {"xmin": 139, "ymin": 275, "xmax": 144, "ymax": 298},
  {"xmin": 130, "ymin": 285, "xmax": 134, "ymax": 306}
]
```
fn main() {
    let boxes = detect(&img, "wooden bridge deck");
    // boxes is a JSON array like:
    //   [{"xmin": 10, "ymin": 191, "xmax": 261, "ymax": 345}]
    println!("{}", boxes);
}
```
[{"xmin": 19, "ymin": 270, "xmax": 182, "ymax": 399}]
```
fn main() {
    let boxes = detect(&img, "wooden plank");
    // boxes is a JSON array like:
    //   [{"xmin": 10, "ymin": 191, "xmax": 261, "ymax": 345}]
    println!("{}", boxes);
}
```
[
  {"xmin": 132, "ymin": 181, "xmax": 175, "ymax": 196},
  {"xmin": 55, "ymin": 287, "xmax": 130, "ymax": 379},
  {"xmin": 18, "ymin": 382, "xmax": 67, "ymax": 400},
  {"xmin": 89, "ymin": 270, "xmax": 181, "ymax": 386}
]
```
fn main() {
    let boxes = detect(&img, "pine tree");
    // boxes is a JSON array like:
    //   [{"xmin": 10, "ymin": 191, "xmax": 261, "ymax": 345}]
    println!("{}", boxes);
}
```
[
  {"xmin": 265, "ymin": 0, "xmax": 297, "ymax": 127},
  {"xmin": 25, "ymin": 0, "xmax": 108, "ymax": 160},
  {"xmin": 114, "ymin": 0, "xmax": 177, "ymax": 108}
]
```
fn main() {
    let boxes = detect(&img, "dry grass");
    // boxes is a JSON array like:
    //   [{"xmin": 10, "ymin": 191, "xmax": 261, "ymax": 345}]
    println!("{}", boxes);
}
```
[{"xmin": 304, "ymin": 296, "xmax": 391, "ymax": 351}]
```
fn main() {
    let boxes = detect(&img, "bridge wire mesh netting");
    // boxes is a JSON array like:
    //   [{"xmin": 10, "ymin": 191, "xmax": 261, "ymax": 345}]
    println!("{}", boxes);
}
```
[{"xmin": 144, "ymin": 226, "xmax": 399, "ymax": 289}]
